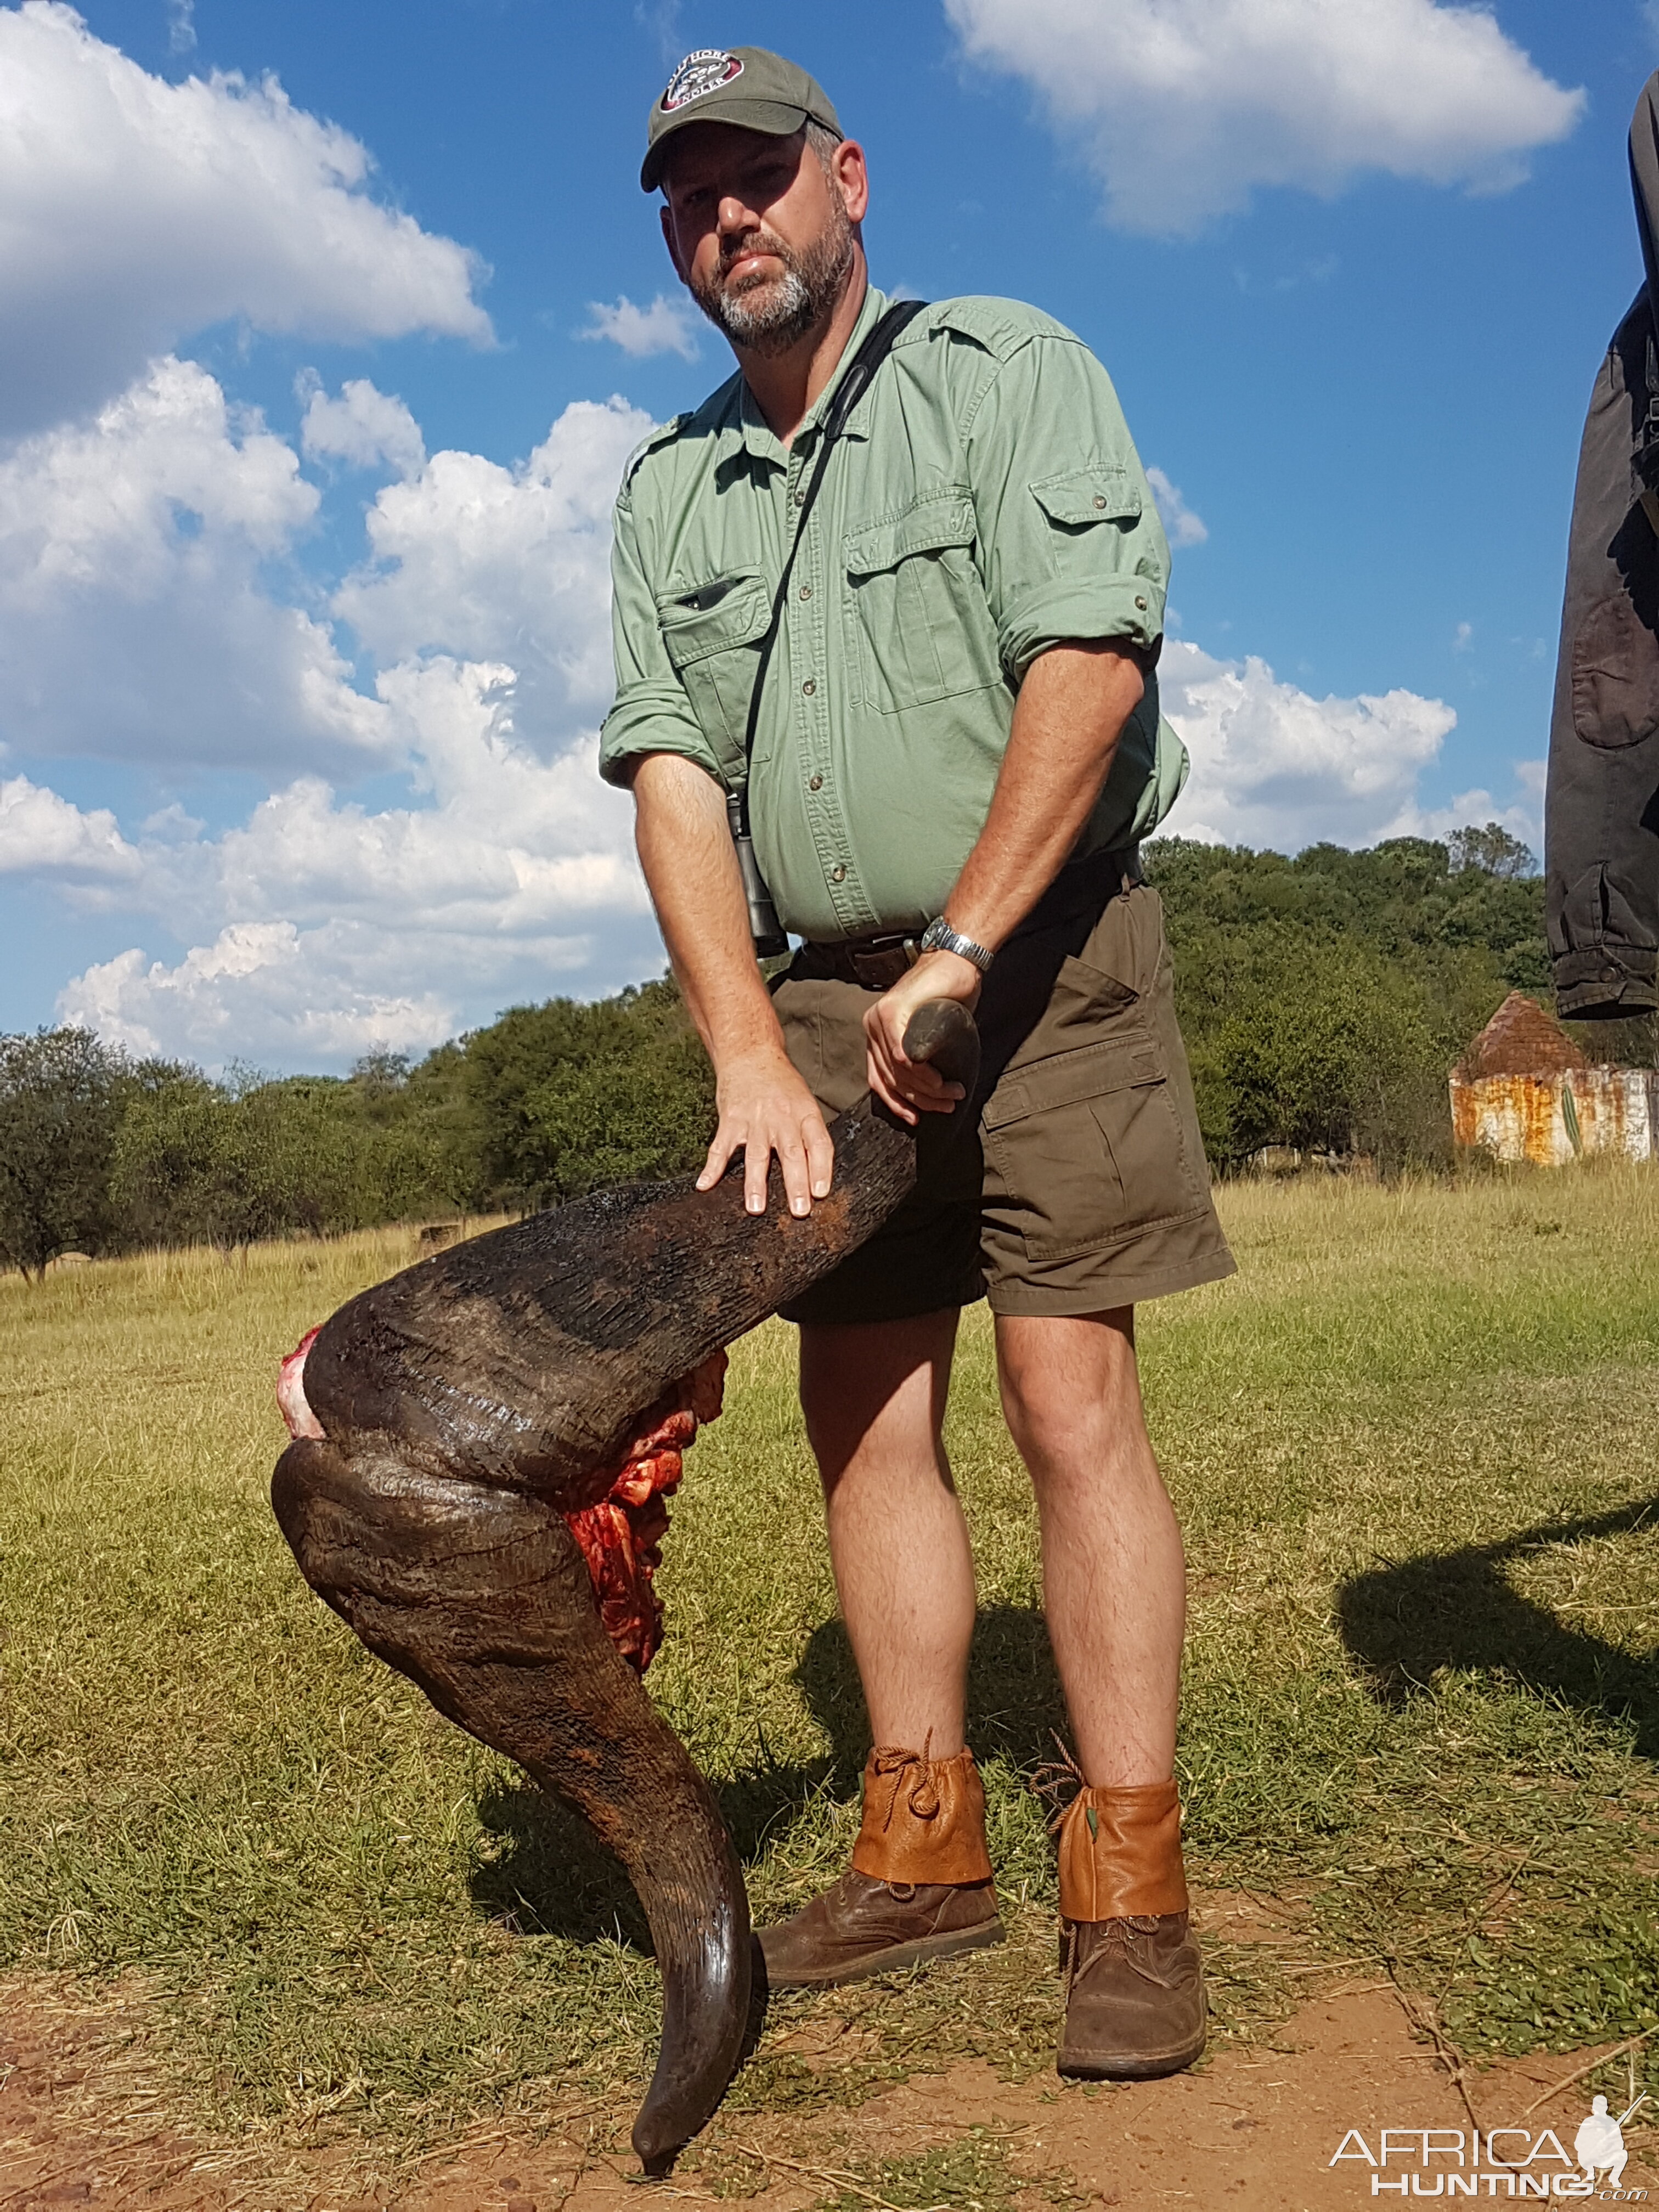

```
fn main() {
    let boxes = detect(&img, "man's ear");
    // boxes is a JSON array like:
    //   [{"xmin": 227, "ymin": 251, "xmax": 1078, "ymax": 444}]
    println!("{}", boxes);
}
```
[
  {"xmin": 832, "ymin": 138, "xmax": 870, "ymax": 227},
  {"xmin": 660, "ymin": 202, "xmax": 687, "ymax": 284}
]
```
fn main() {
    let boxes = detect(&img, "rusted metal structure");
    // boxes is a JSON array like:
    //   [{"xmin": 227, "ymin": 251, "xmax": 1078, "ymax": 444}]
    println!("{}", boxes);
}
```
[{"xmin": 1449, "ymin": 991, "xmax": 1659, "ymax": 1165}]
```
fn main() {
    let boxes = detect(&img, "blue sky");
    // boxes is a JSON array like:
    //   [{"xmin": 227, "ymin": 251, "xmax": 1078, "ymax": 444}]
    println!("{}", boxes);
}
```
[{"xmin": 0, "ymin": 0, "xmax": 1654, "ymax": 1066}]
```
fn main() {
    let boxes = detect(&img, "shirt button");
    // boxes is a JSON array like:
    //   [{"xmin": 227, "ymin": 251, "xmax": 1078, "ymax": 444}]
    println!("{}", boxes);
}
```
[
  {"xmin": 808, "ymin": 773, "xmax": 823, "ymax": 791},
  {"xmin": 802, "ymin": 678, "xmax": 816, "ymax": 696},
  {"xmin": 799, "ymin": 583, "xmax": 812, "ymax": 600},
  {"xmin": 1093, "ymin": 494, "xmax": 1108, "ymax": 509},
  {"xmin": 793, "ymin": 487, "xmax": 806, "ymax": 506},
  {"xmin": 1135, "ymin": 596, "xmax": 1148, "ymax": 610},
  {"xmin": 830, "ymin": 863, "xmax": 847, "ymax": 883}
]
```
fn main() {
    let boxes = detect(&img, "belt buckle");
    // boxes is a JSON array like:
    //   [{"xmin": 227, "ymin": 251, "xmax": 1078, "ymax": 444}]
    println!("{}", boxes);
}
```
[{"xmin": 850, "ymin": 939, "xmax": 917, "ymax": 989}]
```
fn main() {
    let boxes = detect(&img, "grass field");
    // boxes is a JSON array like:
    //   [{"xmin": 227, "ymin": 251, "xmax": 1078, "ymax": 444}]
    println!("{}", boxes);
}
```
[{"xmin": 1, "ymin": 1169, "xmax": 1656, "ymax": 2171}]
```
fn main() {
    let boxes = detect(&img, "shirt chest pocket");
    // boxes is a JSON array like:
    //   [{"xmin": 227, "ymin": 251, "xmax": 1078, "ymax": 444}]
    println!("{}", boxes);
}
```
[
  {"xmin": 843, "ymin": 490, "xmax": 1005, "ymax": 715},
  {"xmin": 656, "ymin": 569, "xmax": 771, "ymax": 780}
]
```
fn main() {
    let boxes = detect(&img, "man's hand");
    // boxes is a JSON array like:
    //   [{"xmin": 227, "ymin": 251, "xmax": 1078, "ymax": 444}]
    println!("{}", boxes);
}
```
[
  {"xmin": 631, "ymin": 753, "xmax": 838, "ymax": 1217},
  {"xmin": 697, "ymin": 1044, "xmax": 837, "ymax": 1216},
  {"xmin": 863, "ymin": 947, "xmax": 981, "ymax": 1125}
]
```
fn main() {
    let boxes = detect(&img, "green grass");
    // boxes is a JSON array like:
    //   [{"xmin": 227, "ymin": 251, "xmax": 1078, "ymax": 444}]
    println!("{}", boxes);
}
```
[{"xmin": 1, "ymin": 1169, "xmax": 1656, "ymax": 2155}]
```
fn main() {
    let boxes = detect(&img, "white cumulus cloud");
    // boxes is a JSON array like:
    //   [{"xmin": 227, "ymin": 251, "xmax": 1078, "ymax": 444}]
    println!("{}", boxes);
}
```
[
  {"xmin": 0, "ymin": 370, "xmax": 662, "ymax": 1066},
  {"xmin": 26, "ymin": 654, "xmax": 654, "ymax": 1062},
  {"xmin": 332, "ymin": 396, "xmax": 651, "ymax": 743},
  {"xmin": 0, "ymin": 774, "xmax": 138, "ymax": 880},
  {"xmin": 0, "ymin": 354, "xmax": 391, "ymax": 772},
  {"xmin": 1146, "ymin": 466, "xmax": 1207, "ymax": 547},
  {"xmin": 62, "ymin": 924, "xmax": 455, "ymax": 1067},
  {"xmin": 0, "ymin": 1, "xmax": 491, "ymax": 434},
  {"xmin": 578, "ymin": 292, "xmax": 702, "ymax": 361},
  {"xmin": 33, "ymin": 660, "xmax": 656, "ymax": 1066},
  {"xmin": 1160, "ymin": 639, "xmax": 1459, "ymax": 849},
  {"xmin": 944, "ymin": 0, "xmax": 1584, "ymax": 235},
  {"xmin": 298, "ymin": 375, "xmax": 426, "ymax": 479}
]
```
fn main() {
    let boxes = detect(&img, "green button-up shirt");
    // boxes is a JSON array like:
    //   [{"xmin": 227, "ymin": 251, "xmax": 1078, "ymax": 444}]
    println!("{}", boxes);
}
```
[{"xmin": 600, "ymin": 285, "xmax": 1188, "ymax": 942}]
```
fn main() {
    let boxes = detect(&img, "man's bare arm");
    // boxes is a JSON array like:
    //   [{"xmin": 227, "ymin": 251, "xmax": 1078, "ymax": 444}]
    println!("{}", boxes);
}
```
[
  {"xmin": 864, "ymin": 641, "xmax": 1147, "ymax": 1121},
  {"xmin": 630, "ymin": 751, "xmax": 835, "ymax": 1216}
]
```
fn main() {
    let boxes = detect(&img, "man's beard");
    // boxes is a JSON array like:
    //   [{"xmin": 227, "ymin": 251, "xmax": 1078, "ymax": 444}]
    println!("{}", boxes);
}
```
[{"xmin": 690, "ymin": 202, "xmax": 855, "ymax": 357}]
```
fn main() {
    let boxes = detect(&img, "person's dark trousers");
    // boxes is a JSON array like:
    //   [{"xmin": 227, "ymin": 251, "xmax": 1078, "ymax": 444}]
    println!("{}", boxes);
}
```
[{"xmin": 1545, "ymin": 70, "xmax": 1659, "ymax": 1020}]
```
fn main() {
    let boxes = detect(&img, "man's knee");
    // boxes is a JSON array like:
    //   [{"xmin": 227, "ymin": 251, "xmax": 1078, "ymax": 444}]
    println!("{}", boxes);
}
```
[
  {"xmin": 798, "ymin": 1312, "xmax": 957, "ymax": 1483},
  {"xmin": 995, "ymin": 1307, "xmax": 1141, "ymax": 1465}
]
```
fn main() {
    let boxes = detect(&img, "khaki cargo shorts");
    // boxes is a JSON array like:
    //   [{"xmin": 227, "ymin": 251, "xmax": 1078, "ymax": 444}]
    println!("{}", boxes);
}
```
[{"xmin": 773, "ymin": 876, "xmax": 1235, "ymax": 1325}]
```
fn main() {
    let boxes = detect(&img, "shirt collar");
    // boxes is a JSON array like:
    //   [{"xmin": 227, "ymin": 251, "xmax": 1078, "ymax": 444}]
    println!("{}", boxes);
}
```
[{"xmin": 735, "ymin": 281, "xmax": 888, "ymax": 469}]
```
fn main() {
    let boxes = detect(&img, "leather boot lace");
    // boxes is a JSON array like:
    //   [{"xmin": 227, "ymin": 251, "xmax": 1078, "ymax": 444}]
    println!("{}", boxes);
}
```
[
  {"xmin": 1064, "ymin": 1915, "xmax": 1173, "ymax": 1993},
  {"xmin": 868, "ymin": 1731, "xmax": 940, "ymax": 1834}
]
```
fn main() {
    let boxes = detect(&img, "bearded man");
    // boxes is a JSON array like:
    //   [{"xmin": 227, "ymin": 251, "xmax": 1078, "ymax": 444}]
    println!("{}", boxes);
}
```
[{"xmin": 599, "ymin": 46, "xmax": 1234, "ymax": 2080}]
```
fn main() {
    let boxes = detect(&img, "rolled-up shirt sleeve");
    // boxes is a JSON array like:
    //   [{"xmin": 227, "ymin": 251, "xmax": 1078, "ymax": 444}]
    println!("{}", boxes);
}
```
[
  {"xmin": 966, "ymin": 333, "xmax": 1170, "ymax": 682},
  {"xmin": 598, "ymin": 485, "xmax": 722, "ymax": 789}
]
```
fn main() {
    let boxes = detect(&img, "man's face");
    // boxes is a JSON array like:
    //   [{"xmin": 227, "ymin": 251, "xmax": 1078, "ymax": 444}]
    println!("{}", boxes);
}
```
[{"xmin": 660, "ymin": 123, "xmax": 866, "ymax": 356}]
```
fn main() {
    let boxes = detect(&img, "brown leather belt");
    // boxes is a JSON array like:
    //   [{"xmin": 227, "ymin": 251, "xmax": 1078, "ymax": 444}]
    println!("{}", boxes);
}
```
[{"xmin": 795, "ymin": 844, "xmax": 1143, "ymax": 990}]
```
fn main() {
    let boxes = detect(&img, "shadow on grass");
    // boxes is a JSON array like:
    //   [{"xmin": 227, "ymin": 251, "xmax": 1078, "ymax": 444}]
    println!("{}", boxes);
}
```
[
  {"xmin": 794, "ymin": 1602, "xmax": 1070, "ymax": 1777},
  {"xmin": 1337, "ymin": 1494, "xmax": 1659, "ymax": 1757},
  {"xmin": 466, "ymin": 1602, "xmax": 1069, "ymax": 1944},
  {"xmin": 468, "ymin": 1779, "xmax": 651, "ymax": 1948}
]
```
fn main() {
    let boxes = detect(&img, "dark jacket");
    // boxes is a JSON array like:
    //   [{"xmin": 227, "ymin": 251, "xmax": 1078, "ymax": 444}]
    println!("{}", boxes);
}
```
[{"xmin": 1545, "ymin": 74, "xmax": 1659, "ymax": 1017}]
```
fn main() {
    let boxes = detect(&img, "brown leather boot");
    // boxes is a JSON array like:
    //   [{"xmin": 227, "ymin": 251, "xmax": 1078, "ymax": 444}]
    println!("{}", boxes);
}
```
[
  {"xmin": 1054, "ymin": 1779, "xmax": 1205, "ymax": 2080},
  {"xmin": 759, "ymin": 1744, "xmax": 1003, "ymax": 1989}
]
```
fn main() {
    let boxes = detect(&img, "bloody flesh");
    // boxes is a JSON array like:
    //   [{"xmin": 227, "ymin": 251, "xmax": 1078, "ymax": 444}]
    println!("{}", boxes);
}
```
[
  {"xmin": 277, "ymin": 1333, "xmax": 726, "ymax": 1674},
  {"xmin": 560, "ymin": 1350, "xmax": 727, "ymax": 1671}
]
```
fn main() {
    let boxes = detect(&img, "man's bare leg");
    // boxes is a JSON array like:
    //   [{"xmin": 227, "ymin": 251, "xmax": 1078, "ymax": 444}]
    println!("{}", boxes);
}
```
[
  {"xmin": 798, "ymin": 1310, "xmax": 974, "ymax": 1754},
  {"xmin": 758, "ymin": 1309, "xmax": 1000, "ymax": 1988},
  {"xmin": 993, "ymin": 1308, "xmax": 1183, "ymax": 1786},
  {"xmin": 995, "ymin": 1305, "xmax": 1201, "ymax": 2079}
]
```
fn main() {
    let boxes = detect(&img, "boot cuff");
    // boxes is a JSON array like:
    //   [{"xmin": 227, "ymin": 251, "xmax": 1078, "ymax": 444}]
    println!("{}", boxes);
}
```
[
  {"xmin": 851, "ymin": 1743, "xmax": 994, "ymax": 1887},
  {"xmin": 1056, "ymin": 1778, "xmax": 1188, "ymax": 1922}
]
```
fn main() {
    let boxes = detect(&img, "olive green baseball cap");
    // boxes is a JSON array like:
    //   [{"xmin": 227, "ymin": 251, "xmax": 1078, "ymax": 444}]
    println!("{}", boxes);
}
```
[{"xmin": 641, "ymin": 46, "xmax": 842, "ymax": 192}]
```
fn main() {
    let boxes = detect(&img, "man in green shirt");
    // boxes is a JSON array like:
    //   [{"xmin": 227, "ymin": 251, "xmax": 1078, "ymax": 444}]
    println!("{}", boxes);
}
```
[{"xmin": 601, "ymin": 45, "xmax": 1234, "ymax": 2081}]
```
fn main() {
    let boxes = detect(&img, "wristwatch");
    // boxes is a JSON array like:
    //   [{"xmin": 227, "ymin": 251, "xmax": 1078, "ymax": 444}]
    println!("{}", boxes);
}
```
[{"xmin": 919, "ymin": 915, "xmax": 995, "ymax": 975}]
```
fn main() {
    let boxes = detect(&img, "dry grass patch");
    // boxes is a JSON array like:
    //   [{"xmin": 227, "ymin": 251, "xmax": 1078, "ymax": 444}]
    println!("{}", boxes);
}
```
[{"xmin": 0, "ymin": 1169, "xmax": 1655, "ymax": 2163}]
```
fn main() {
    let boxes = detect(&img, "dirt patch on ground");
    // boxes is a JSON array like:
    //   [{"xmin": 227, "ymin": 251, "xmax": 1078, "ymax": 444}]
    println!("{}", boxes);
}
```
[{"xmin": 3, "ymin": 1929, "xmax": 1652, "ymax": 2212}]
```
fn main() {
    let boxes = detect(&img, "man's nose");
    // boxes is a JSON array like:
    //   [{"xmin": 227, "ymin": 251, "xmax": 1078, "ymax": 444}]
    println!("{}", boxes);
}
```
[{"xmin": 716, "ymin": 194, "xmax": 758, "ymax": 237}]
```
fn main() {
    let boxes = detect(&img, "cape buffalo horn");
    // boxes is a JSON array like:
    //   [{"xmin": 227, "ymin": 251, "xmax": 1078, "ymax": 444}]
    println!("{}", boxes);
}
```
[
  {"xmin": 268, "ymin": 1001, "xmax": 977, "ymax": 2171},
  {"xmin": 902, "ymin": 995, "xmax": 980, "ymax": 1098}
]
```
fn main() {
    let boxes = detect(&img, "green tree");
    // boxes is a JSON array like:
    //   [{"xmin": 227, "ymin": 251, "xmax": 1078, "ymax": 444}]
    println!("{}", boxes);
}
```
[
  {"xmin": 1206, "ymin": 947, "xmax": 1448, "ymax": 1170},
  {"xmin": 112, "ymin": 1070, "xmax": 419, "ymax": 1246},
  {"xmin": 0, "ymin": 1029, "xmax": 128, "ymax": 1277},
  {"xmin": 460, "ymin": 979, "xmax": 714, "ymax": 1206},
  {"xmin": 1447, "ymin": 822, "xmax": 1535, "ymax": 879},
  {"xmin": 1148, "ymin": 826, "xmax": 1549, "ymax": 1171}
]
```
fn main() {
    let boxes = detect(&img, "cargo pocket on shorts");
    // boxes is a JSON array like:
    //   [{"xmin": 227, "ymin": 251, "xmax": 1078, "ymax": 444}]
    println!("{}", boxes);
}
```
[{"xmin": 981, "ymin": 960, "xmax": 1204, "ymax": 1261}]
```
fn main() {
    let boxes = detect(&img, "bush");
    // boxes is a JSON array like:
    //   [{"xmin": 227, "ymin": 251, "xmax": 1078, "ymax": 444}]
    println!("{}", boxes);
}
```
[{"xmin": 111, "ymin": 1069, "xmax": 461, "ymax": 1248}]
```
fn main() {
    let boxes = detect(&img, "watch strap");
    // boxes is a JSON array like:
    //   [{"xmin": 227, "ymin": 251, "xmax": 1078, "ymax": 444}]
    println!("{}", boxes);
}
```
[{"xmin": 920, "ymin": 916, "xmax": 994, "ymax": 974}]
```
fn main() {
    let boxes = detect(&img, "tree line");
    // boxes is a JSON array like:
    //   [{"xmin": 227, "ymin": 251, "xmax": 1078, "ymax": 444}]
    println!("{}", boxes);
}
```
[
  {"xmin": 1, "ymin": 830, "xmax": 1630, "ymax": 1277},
  {"xmin": 0, "ymin": 981, "xmax": 713, "ymax": 1278}
]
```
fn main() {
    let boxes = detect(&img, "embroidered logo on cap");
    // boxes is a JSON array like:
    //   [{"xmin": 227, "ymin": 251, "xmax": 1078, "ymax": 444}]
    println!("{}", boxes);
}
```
[{"xmin": 660, "ymin": 49, "xmax": 744, "ymax": 112}]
